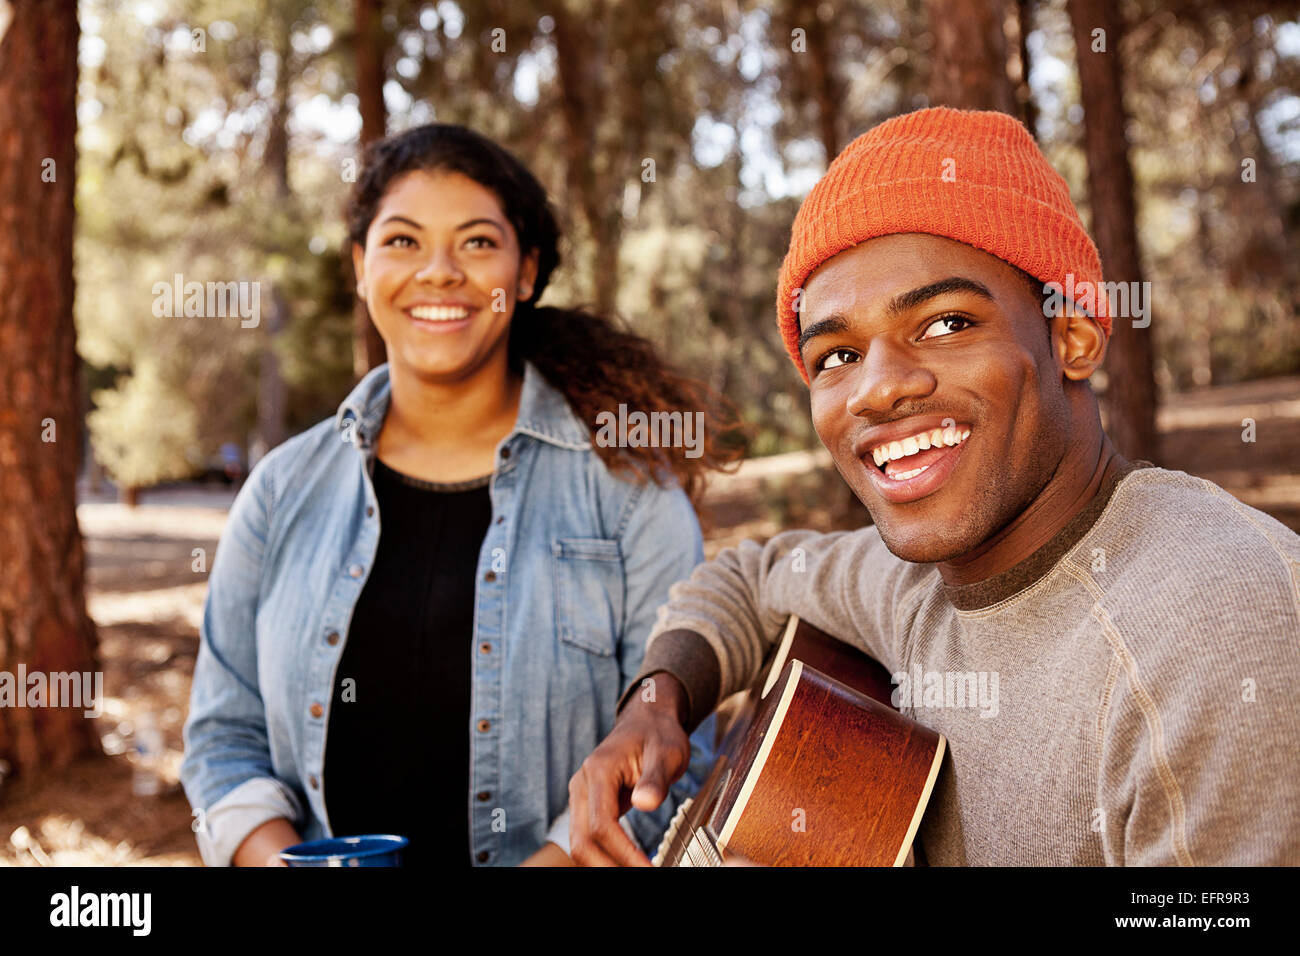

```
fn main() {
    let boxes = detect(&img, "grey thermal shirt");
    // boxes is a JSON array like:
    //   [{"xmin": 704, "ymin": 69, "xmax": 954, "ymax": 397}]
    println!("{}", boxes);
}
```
[{"xmin": 627, "ymin": 463, "xmax": 1300, "ymax": 865}]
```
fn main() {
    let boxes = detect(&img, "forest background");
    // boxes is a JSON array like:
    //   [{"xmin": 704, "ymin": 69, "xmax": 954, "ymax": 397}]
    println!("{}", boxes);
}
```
[{"xmin": 0, "ymin": 0, "xmax": 1297, "ymax": 864}]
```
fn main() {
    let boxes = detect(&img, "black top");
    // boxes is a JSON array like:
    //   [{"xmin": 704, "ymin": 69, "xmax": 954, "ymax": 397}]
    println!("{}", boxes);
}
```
[{"xmin": 324, "ymin": 458, "xmax": 493, "ymax": 867}]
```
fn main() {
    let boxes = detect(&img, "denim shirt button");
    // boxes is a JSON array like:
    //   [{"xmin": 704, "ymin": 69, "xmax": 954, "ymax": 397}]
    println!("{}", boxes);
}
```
[
  {"xmin": 326, "ymin": 631, "xmax": 340, "ymax": 646},
  {"xmin": 476, "ymin": 851, "xmax": 490, "ymax": 863},
  {"xmin": 484, "ymin": 570, "xmax": 496, "ymax": 583},
  {"xmin": 348, "ymin": 564, "xmax": 364, "ymax": 578},
  {"xmin": 500, "ymin": 446, "xmax": 511, "ymax": 460},
  {"xmin": 477, "ymin": 719, "xmax": 491, "ymax": 732},
  {"xmin": 309, "ymin": 775, "xmax": 320, "ymax": 789},
  {"xmin": 309, "ymin": 703, "xmax": 324, "ymax": 719},
  {"xmin": 479, "ymin": 643, "xmax": 491, "ymax": 655},
  {"xmin": 476, "ymin": 790, "xmax": 491, "ymax": 802},
  {"xmin": 366, "ymin": 506, "xmax": 374, "ymax": 518}
]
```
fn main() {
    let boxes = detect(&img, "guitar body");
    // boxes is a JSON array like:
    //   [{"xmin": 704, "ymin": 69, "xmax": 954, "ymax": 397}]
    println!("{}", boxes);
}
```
[{"xmin": 655, "ymin": 617, "xmax": 945, "ymax": 867}]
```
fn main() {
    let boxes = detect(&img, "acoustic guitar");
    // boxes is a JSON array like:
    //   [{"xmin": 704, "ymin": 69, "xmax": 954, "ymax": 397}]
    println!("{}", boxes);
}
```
[{"xmin": 652, "ymin": 616, "xmax": 945, "ymax": 867}]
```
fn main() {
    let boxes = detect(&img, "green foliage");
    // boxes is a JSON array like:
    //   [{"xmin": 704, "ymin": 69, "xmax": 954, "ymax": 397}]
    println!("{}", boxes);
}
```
[
  {"xmin": 72, "ymin": 0, "xmax": 1300, "ymax": 492},
  {"xmin": 87, "ymin": 362, "xmax": 200, "ymax": 488}
]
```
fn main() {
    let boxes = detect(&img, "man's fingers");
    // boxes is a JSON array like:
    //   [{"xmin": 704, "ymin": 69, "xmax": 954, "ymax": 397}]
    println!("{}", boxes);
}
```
[
  {"xmin": 630, "ymin": 760, "xmax": 668, "ymax": 812},
  {"xmin": 585, "ymin": 755, "xmax": 651, "ymax": 867},
  {"xmin": 630, "ymin": 734, "xmax": 686, "ymax": 812},
  {"xmin": 567, "ymin": 765, "xmax": 608, "ymax": 866},
  {"xmin": 568, "ymin": 760, "xmax": 642, "ymax": 866}
]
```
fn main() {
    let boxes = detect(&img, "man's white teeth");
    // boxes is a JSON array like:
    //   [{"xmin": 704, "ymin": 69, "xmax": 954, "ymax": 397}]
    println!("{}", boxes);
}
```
[
  {"xmin": 894, "ymin": 464, "xmax": 930, "ymax": 481},
  {"xmin": 409, "ymin": 305, "xmax": 472, "ymax": 321},
  {"xmin": 871, "ymin": 426, "xmax": 971, "ymax": 468}
]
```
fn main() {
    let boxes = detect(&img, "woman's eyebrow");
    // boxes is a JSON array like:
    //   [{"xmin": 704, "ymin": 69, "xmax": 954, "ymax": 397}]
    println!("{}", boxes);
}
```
[
  {"xmin": 376, "ymin": 215, "xmax": 506, "ymax": 232},
  {"xmin": 379, "ymin": 214, "xmax": 424, "ymax": 229},
  {"xmin": 455, "ymin": 217, "xmax": 506, "ymax": 233}
]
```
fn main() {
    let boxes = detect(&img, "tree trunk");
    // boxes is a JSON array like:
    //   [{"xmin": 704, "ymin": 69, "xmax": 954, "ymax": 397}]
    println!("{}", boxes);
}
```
[
  {"xmin": 1014, "ymin": 0, "xmax": 1039, "ymax": 135},
  {"xmin": 0, "ymin": 0, "xmax": 100, "ymax": 777},
  {"xmin": 257, "ymin": 22, "xmax": 293, "ymax": 455},
  {"xmin": 803, "ymin": 9, "xmax": 843, "ymax": 160},
  {"xmin": 352, "ymin": 0, "xmax": 388, "ymax": 376},
  {"xmin": 1067, "ymin": 0, "xmax": 1158, "ymax": 462},
  {"xmin": 926, "ymin": 0, "xmax": 1016, "ymax": 113},
  {"xmin": 551, "ymin": 4, "xmax": 622, "ymax": 316}
]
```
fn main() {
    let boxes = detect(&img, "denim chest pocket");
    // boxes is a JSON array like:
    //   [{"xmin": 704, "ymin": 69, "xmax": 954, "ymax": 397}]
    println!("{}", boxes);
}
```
[{"xmin": 552, "ymin": 537, "xmax": 625, "ymax": 656}]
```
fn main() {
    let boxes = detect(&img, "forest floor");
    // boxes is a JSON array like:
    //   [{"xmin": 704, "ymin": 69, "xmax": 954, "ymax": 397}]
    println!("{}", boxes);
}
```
[{"xmin": 2, "ymin": 374, "xmax": 1297, "ymax": 866}]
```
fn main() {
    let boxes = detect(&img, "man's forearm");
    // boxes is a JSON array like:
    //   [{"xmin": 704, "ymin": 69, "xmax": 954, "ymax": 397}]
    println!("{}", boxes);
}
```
[{"xmin": 617, "ymin": 630, "xmax": 721, "ymax": 732}]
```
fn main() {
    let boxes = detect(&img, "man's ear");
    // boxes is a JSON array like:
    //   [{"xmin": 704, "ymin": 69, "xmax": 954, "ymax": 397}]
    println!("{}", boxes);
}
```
[
  {"xmin": 1053, "ymin": 304, "xmax": 1108, "ymax": 383},
  {"xmin": 351, "ymin": 241, "xmax": 367, "ymax": 299}
]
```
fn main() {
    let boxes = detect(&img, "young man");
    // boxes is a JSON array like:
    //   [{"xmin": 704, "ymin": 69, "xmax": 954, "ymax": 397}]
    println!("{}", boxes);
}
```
[{"xmin": 566, "ymin": 107, "xmax": 1300, "ymax": 866}]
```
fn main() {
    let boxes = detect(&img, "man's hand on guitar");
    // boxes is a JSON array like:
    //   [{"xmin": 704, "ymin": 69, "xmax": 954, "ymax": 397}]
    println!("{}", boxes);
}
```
[{"xmin": 568, "ymin": 671, "xmax": 692, "ymax": 866}]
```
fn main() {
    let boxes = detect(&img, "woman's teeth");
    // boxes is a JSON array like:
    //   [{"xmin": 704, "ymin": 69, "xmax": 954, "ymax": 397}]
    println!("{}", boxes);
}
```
[
  {"xmin": 870, "ymin": 425, "xmax": 971, "ymax": 470},
  {"xmin": 408, "ymin": 306, "xmax": 472, "ymax": 321}
]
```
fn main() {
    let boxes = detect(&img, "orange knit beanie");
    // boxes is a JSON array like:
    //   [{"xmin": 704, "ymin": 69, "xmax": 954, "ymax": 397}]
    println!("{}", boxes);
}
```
[{"xmin": 776, "ymin": 106, "xmax": 1109, "ymax": 384}]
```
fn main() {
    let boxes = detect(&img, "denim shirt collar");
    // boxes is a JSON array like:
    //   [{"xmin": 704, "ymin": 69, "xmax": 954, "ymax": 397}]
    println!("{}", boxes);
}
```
[{"xmin": 334, "ymin": 361, "xmax": 591, "ymax": 453}]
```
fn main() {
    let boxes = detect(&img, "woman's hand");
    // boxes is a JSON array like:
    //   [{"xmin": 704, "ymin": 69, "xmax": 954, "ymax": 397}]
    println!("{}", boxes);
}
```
[
  {"xmin": 232, "ymin": 818, "xmax": 302, "ymax": 867},
  {"xmin": 519, "ymin": 842, "xmax": 576, "ymax": 866}
]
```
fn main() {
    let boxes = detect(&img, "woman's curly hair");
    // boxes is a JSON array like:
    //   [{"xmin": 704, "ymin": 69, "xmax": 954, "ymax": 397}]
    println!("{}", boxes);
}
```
[{"xmin": 345, "ymin": 123, "xmax": 749, "ymax": 508}]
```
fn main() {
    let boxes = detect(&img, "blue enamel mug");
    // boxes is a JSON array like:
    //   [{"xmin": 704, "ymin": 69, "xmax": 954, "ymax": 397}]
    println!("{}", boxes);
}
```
[{"xmin": 279, "ymin": 834, "xmax": 409, "ymax": 867}]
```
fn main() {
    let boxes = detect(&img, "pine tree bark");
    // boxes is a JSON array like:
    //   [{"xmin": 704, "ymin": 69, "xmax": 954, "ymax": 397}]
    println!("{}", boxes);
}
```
[
  {"xmin": 0, "ymin": 0, "xmax": 100, "ymax": 776},
  {"xmin": 256, "ymin": 20, "xmax": 293, "ymax": 456},
  {"xmin": 926, "ymin": 0, "xmax": 1016, "ymax": 113},
  {"xmin": 1067, "ymin": 0, "xmax": 1158, "ymax": 461},
  {"xmin": 352, "ymin": 0, "xmax": 388, "ymax": 376},
  {"xmin": 551, "ymin": 3, "xmax": 624, "ymax": 316}
]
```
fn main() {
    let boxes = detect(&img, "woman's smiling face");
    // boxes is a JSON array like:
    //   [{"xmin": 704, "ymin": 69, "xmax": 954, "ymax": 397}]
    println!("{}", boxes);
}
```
[
  {"xmin": 352, "ymin": 169, "xmax": 538, "ymax": 384},
  {"xmin": 800, "ymin": 233, "xmax": 1073, "ymax": 564}
]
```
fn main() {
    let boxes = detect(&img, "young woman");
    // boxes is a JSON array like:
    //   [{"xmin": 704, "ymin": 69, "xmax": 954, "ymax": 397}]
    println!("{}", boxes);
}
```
[{"xmin": 180, "ymin": 124, "xmax": 744, "ymax": 867}]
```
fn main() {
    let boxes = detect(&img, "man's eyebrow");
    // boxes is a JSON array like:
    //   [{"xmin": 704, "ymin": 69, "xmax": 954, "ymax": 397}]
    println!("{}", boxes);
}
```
[
  {"xmin": 377, "ymin": 215, "xmax": 506, "ymax": 232},
  {"xmin": 797, "ymin": 315, "xmax": 849, "ymax": 354},
  {"xmin": 888, "ymin": 276, "xmax": 995, "ymax": 315},
  {"xmin": 797, "ymin": 276, "xmax": 996, "ymax": 353}
]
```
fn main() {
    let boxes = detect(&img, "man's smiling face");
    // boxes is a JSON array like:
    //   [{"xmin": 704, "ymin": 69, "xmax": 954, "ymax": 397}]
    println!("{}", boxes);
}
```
[{"xmin": 800, "ymin": 233, "xmax": 1073, "ymax": 564}]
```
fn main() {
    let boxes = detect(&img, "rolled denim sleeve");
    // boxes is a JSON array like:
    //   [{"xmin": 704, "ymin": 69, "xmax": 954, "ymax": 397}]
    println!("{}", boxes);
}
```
[
  {"xmin": 181, "ymin": 455, "xmax": 304, "ymax": 866},
  {"xmin": 197, "ymin": 776, "xmax": 305, "ymax": 867},
  {"xmin": 613, "ymin": 478, "xmax": 718, "ymax": 854}
]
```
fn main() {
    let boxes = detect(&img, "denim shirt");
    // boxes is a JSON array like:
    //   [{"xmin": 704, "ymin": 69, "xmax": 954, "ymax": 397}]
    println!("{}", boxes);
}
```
[{"xmin": 180, "ymin": 361, "xmax": 714, "ymax": 866}]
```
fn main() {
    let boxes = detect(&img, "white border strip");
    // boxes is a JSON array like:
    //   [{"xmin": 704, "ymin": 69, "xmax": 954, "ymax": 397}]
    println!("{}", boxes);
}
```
[
  {"xmin": 892, "ymin": 733, "xmax": 946, "ymax": 866},
  {"xmin": 761, "ymin": 616, "xmax": 800, "ymax": 699}
]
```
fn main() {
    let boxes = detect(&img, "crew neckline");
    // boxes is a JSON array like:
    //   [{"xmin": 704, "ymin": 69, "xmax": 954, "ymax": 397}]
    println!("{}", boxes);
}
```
[
  {"xmin": 941, "ymin": 458, "xmax": 1155, "ymax": 611},
  {"xmin": 373, "ymin": 457, "xmax": 493, "ymax": 492}
]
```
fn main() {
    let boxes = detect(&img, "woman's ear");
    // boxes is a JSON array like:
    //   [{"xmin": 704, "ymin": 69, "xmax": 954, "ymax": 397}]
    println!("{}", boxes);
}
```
[
  {"xmin": 518, "ymin": 248, "xmax": 540, "ymax": 302},
  {"xmin": 351, "ymin": 241, "xmax": 367, "ymax": 300}
]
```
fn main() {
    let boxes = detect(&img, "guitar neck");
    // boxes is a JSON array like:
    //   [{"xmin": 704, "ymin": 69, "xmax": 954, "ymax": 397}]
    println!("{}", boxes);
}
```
[
  {"xmin": 653, "ymin": 757, "xmax": 732, "ymax": 867},
  {"xmin": 675, "ymin": 826, "xmax": 724, "ymax": 867}
]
